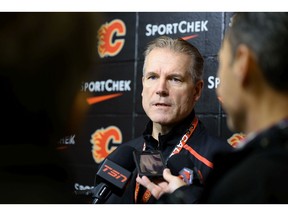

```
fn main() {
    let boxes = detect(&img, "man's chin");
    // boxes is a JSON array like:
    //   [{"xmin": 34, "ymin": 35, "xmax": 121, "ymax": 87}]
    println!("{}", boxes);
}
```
[{"xmin": 151, "ymin": 118, "xmax": 173, "ymax": 126}]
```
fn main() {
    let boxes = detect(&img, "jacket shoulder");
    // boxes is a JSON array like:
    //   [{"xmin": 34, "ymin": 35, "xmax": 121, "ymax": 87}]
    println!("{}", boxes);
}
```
[
  {"xmin": 120, "ymin": 136, "xmax": 144, "ymax": 150},
  {"xmin": 194, "ymin": 120, "xmax": 233, "ymax": 152}
]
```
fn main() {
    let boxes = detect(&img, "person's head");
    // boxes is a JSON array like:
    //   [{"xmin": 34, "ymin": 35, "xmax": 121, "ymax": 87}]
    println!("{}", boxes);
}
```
[
  {"xmin": 217, "ymin": 12, "xmax": 288, "ymax": 133},
  {"xmin": 0, "ymin": 13, "xmax": 98, "ymax": 145},
  {"xmin": 142, "ymin": 36, "xmax": 204, "ymax": 129},
  {"xmin": 0, "ymin": 13, "xmax": 99, "ymax": 203}
]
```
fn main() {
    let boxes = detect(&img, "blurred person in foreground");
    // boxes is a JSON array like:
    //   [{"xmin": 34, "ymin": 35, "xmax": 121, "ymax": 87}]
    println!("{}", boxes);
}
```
[
  {"xmin": 0, "ymin": 13, "xmax": 98, "ymax": 203},
  {"xmin": 137, "ymin": 12, "xmax": 288, "ymax": 204},
  {"xmin": 104, "ymin": 36, "xmax": 233, "ymax": 204}
]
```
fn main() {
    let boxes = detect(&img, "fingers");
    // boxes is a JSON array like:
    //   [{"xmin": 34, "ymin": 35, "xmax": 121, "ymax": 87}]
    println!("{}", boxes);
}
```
[
  {"xmin": 136, "ymin": 175, "xmax": 152, "ymax": 188},
  {"xmin": 163, "ymin": 168, "xmax": 174, "ymax": 182},
  {"xmin": 163, "ymin": 168, "xmax": 187, "ymax": 193},
  {"xmin": 136, "ymin": 169, "xmax": 187, "ymax": 199},
  {"xmin": 136, "ymin": 175, "xmax": 167, "ymax": 199},
  {"xmin": 136, "ymin": 175, "xmax": 157, "ymax": 194}
]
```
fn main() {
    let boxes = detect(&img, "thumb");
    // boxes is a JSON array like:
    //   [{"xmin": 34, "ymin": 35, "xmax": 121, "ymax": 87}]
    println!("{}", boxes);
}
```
[{"xmin": 163, "ymin": 168, "xmax": 176, "ymax": 182}]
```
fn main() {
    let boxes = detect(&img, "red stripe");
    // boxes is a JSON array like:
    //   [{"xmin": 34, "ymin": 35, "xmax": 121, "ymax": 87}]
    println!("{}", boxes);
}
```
[
  {"xmin": 183, "ymin": 145, "xmax": 214, "ymax": 169},
  {"xmin": 181, "ymin": 34, "xmax": 198, "ymax": 40},
  {"xmin": 86, "ymin": 93, "xmax": 122, "ymax": 105}
]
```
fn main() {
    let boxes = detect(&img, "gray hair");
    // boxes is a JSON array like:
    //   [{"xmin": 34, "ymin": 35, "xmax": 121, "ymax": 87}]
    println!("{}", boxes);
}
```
[{"xmin": 143, "ymin": 36, "xmax": 204, "ymax": 83}]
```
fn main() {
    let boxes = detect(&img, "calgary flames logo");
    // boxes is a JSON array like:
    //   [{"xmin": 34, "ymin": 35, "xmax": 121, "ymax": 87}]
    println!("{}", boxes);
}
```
[
  {"xmin": 91, "ymin": 126, "xmax": 122, "ymax": 163},
  {"xmin": 227, "ymin": 133, "xmax": 246, "ymax": 148},
  {"xmin": 97, "ymin": 19, "xmax": 126, "ymax": 58}
]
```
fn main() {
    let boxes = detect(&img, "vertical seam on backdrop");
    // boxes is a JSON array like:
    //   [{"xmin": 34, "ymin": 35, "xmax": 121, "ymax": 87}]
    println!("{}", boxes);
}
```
[{"xmin": 132, "ymin": 12, "xmax": 139, "ymax": 138}]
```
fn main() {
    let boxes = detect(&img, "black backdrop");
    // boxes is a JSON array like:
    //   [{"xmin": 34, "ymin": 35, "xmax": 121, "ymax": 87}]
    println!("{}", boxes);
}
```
[{"xmin": 55, "ymin": 12, "xmax": 239, "ymax": 200}]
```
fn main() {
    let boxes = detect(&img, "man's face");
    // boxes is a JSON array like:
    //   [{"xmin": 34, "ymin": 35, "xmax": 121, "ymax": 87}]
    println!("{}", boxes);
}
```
[
  {"xmin": 142, "ymin": 48, "xmax": 202, "ymax": 127},
  {"xmin": 217, "ymin": 38, "xmax": 246, "ymax": 132}
]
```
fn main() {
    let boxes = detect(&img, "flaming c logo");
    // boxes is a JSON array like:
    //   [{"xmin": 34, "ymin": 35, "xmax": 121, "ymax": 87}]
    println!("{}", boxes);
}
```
[
  {"xmin": 97, "ymin": 19, "xmax": 126, "ymax": 58},
  {"xmin": 91, "ymin": 126, "xmax": 122, "ymax": 163},
  {"xmin": 228, "ymin": 133, "xmax": 246, "ymax": 148}
]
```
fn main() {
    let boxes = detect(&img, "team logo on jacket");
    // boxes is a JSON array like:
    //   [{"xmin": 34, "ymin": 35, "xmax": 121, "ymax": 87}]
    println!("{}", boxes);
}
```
[
  {"xmin": 91, "ymin": 126, "xmax": 122, "ymax": 163},
  {"xmin": 227, "ymin": 133, "xmax": 246, "ymax": 148},
  {"xmin": 97, "ymin": 19, "xmax": 126, "ymax": 58}
]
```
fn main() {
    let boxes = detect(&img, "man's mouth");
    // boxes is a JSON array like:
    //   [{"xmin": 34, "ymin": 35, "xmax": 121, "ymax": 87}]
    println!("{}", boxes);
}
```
[{"xmin": 154, "ymin": 103, "xmax": 170, "ymax": 107}]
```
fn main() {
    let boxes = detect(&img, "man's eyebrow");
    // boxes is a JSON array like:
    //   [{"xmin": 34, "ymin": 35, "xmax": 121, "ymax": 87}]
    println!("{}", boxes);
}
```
[
  {"xmin": 167, "ymin": 73, "xmax": 184, "ymax": 77},
  {"xmin": 144, "ymin": 71, "xmax": 157, "ymax": 77},
  {"xmin": 145, "ymin": 71, "xmax": 156, "ymax": 75}
]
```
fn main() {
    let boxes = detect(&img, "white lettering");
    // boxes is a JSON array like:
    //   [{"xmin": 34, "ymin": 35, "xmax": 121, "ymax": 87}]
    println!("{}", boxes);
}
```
[
  {"xmin": 177, "ymin": 142, "xmax": 183, "ymax": 148},
  {"xmin": 152, "ymin": 25, "xmax": 158, "ymax": 36},
  {"xmin": 201, "ymin": 20, "xmax": 208, "ymax": 31},
  {"xmin": 145, "ymin": 20, "xmax": 209, "ymax": 36},
  {"xmin": 215, "ymin": 77, "xmax": 220, "ymax": 88},
  {"xmin": 182, "ymin": 134, "xmax": 189, "ymax": 142},
  {"xmin": 146, "ymin": 24, "xmax": 152, "ymax": 36},
  {"xmin": 58, "ymin": 135, "xmax": 76, "ymax": 145},
  {"xmin": 187, "ymin": 21, "xmax": 194, "ymax": 32},
  {"xmin": 166, "ymin": 23, "xmax": 173, "ymax": 34},
  {"xmin": 172, "ymin": 23, "xmax": 178, "ymax": 34},
  {"xmin": 158, "ymin": 24, "xmax": 166, "ymax": 35},
  {"xmin": 81, "ymin": 80, "xmax": 131, "ymax": 93},
  {"xmin": 179, "ymin": 21, "xmax": 186, "ymax": 33},
  {"xmin": 74, "ymin": 183, "xmax": 94, "ymax": 190},
  {"xmin": 208, "ymin": 76, "xmax": 220, "ymax": 89},
  {"xmin": 195, "ymin": 21, "xmax": 201, "ymax": 32}
]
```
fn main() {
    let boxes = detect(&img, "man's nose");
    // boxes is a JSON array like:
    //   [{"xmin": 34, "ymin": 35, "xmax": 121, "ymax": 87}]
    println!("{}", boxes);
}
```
[{"xmin": 156, "ymin": 78, "xmax": 168, "ymax": 96}]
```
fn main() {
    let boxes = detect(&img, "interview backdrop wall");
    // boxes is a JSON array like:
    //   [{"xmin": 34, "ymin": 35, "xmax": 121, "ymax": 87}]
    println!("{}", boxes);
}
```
[{"xmin": 56, "ymin": 12, "xmax": 241, "ymax": 202}]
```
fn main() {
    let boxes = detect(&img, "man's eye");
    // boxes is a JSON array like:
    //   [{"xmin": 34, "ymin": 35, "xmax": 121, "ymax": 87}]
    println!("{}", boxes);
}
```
[
  {"xmin": 171, "ymin": 77, "xmax": 182, "ymax": 82},
  {"xmin": 147, "ymin": 75, "xmax": 157, "ymax": 80}
]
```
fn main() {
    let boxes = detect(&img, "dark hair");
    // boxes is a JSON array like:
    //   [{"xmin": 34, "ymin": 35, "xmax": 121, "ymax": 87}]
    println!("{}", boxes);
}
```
[
  {"xmin": 0, "ymin": 13, "xmax": 98, "ymax": 144},
  {"xmin": 226, "ymin": 12, "xmax": 288, "ymax": 92},
  {"xmin": 143, "ymin": 36, "xmax": 204, "ymax": 83},
  {"xmin": 0, "ymin": 12, "xmax": 99, "ymax": 203}
]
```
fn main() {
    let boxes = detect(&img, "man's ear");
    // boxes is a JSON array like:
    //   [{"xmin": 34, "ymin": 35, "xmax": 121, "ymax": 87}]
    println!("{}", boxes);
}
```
[
  {"xmin": 193, "ymin": 79, "xmax": 204, "ymax": 101},
  {"xmin": 234, "ymin": 44, "xmax": 255, "ymax": 87}
]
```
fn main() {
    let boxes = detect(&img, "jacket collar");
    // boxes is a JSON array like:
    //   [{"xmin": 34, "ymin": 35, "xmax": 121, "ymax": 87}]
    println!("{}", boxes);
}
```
[
  {"xmin": 243, "ymin": 118, "xmax": 288, "ymax": 151},
  {"xmin": 143, "ymin": 110, "xmax": 196, "ymax": 151}
]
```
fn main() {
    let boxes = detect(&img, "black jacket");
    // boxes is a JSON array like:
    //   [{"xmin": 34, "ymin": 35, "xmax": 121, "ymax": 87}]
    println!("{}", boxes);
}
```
[
  {"xmin": 169, "ymin": 119, "xmax": 288, "ymax": 204},
  {"xmin": 104, "ymin": 110, "xmax": 233, "ymax": 204},
  {"xmin": 199, "ymin": 119, "xmax": 288, "ymax": 203}
]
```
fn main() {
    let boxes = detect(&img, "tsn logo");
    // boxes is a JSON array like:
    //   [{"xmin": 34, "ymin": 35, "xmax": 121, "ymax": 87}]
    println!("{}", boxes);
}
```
[
  {"xmin": 97, "ymin": 19, "xmax": 126, "ymax": 58},
  {"xmin": 102, "ymin": 164, "xmax": 128, "ymax": 183},
  {"xmin": 97, "ymin": 159, "xmax": 131, "ymax": 189}
]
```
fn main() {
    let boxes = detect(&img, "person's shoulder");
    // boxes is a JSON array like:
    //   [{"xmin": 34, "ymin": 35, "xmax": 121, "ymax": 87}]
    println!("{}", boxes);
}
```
[
  {"xmin": 106, "ymin": 136, "xmax": 144, "ymax": 160},
  {"xmin": 215, "ymin": 141, "xmax": 288, "ymax": 175},
  {"xmin": 245, "ymin": 143, "xmax": 288, "ymax": 168},
  {"xmin": 212, "ymin": 146, "xmax": 288, "ymax": 195},
  {"xmin": 196, "ymin": 120, "xmax": 233, "ymax": 151},
  {"xmin": 118, "ymin": 136, "xmax": 144, "ymax": 150}
]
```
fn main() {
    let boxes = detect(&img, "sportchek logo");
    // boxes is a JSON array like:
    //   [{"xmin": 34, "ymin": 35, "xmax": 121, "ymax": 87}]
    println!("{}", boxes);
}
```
[
  {"xmin": 145, "ymin": 20, "xmax": 209, "ymax": 40},
  {"xmin": 98, "ymin": 19, "xmax": 126, "ymax": 58},
  {"xmin": 81, "ymin": 79, "xmax": 131, "ymax": 105},
  {"xmin": 91, "ymin": 126, "xmax": 122, "ymax": 163}
]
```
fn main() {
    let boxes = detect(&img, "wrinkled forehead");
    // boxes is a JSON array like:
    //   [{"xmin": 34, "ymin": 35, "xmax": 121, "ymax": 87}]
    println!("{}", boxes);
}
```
[{"xmin": 143, "ymin": 48, "xmax": 191, "ymax": 72}]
